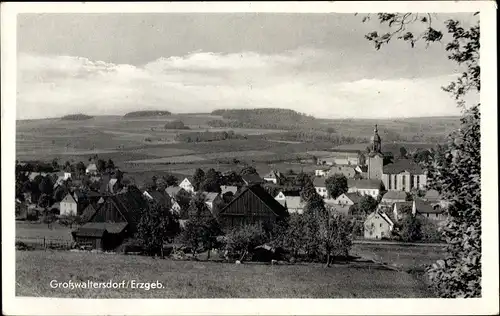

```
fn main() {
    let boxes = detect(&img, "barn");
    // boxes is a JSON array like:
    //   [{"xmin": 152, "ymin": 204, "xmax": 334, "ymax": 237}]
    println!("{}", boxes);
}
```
[
  {"xmin": 218, "ymin": 184, "xmax": 288, "ymax": 231},
  {"xmin": 71, "ymin": 187, "xmax": 147, "ymax": 250}
]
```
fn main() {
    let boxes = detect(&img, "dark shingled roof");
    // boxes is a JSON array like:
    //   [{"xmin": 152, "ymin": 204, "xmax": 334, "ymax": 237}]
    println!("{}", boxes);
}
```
[
  {"xmin": 103, "ymin": 186, "xmax": 147, "ymax": 228},
  {"xmin": 72, "ymin": 227, "xmax": 107, "ymax": 238},
  {"xmin": 72, "ymin": 222, "xmax": 128, "ymax": 237},
  {"xmin": 383, "ymin": 159, "xmax": 424, "ymax": 174},
  {"xmin": 241, "ymin": 174, "xmax": 264, "ymax": 184},
  {"xmin": 221, "ymin": 184, "xmax": 288, "ymax": 218}
]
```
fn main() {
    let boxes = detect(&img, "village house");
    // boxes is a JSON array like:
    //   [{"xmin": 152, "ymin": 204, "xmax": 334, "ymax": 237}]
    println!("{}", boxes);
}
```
[
  {"xmin": 347, "ymin": 179, "xmax": 382, "ymax": 199},
  {"xmin": 86, "ymin": 163, "xmax": 98, "ymax": 175},
  {"xmin": 218, "ymin": 184, "xmax": 289, "ymax": 231},
  {"xmin": 263, "ymin": 170, "xmax": 285, "ymax": 185},
  {"xmin": 382, "ymin": 159, "xmax": 427, "ymax": 192},
  {"xmin": 392, "ymin": 199, "xmax": 447, "ymax": 224},
  {"xmin": 201, "ymin": 192, "xmax": 221, "ymax": 211},
  {"xmin": 316, "ymin": 150, "xmax": 366, "ymax": 166},
  {"xmin": 179, "ymin": 177, "xmax": 195, "ymax": 193},
  {"xmin": 99, "ymin": 175, "xmax": 120, "ymax": 195},
  {"xmin": 220, "ymin": 185, "xmax": 238, "ymax": 195},
  {"xmin": 381, "ymin": 190, "xmax": 408, "ymax": 204},
  {"xmin": 314, "ymin": 167, "xmax": 330, "ymax": 177},
  {"xmin": 327, "ymin": 165, "xmax": 357, "ymax": 179},
  {"xmin": 364, "ymin": 210, "xmax": 394, "ymax": 239},
  {"xmin": 329, "ymin": 192, "xmax": 362, "ymax": 207},
  {"xmin": 60, "ymin": 192, "xmax": 89, "ymax": 216},
  {"xmin": 165, "ymin": 185, "xmax": 185, "ymax": 198},
  {"xmin": 275, "ymin": 190, "xmax": 305, "ymax": 214},
  {"xmin": 72, "ymin": 187, "xmax": 147, "ymax": 250},
  {"xmin": 241, "ymin": 173, "xmax": 264, "ymax": 186},
  {"xmin": 143, "ymin": 189, "xmax": 172, "ymax": 209},
  {"xmin": 313, "ymin": 177, "xmax": 329, "ymax": 198},
  {"xmin": 423, "ymin": 189, "xmax": 450, "ymax": 209}
]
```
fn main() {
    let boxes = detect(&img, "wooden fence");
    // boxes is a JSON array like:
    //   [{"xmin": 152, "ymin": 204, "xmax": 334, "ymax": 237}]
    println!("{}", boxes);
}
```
[{"xmin": 15, "ymin": 236, "xmax": 74, "ymax": 250}]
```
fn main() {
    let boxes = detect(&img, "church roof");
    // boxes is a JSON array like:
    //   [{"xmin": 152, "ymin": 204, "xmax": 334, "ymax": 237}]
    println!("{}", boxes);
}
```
[{"xmin": 383, "ymin": 159, "xmax": 424, "ymax": 174}]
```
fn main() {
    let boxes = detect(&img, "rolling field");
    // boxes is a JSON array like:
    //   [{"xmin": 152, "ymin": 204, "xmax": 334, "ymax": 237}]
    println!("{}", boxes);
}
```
[
  {"xmin": 16, "ymin": 250, "xmax": 434, "ymax": 298},
  {"xmin": 15, "ymin": 114, "xmax": 456, "ymax": 185}
]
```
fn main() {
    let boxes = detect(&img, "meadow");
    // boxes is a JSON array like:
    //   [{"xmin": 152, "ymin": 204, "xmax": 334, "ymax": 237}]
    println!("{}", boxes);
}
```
[{"xmin": 16, "ymin": 250, "xmax": 433, "ymax": 298}]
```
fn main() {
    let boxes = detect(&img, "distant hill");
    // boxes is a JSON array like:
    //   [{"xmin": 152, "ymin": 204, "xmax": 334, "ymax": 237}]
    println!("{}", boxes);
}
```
[
  {"xmin": 124, "ymin": 111, "xmax": 172, "ymax": 118},
  {"xmin": 60, "ymin": 114, "xmax": 94, "ymax": 121},
  {"xmin": 209, "ymin": 108, "xmax": 318, "ymax": 130}
]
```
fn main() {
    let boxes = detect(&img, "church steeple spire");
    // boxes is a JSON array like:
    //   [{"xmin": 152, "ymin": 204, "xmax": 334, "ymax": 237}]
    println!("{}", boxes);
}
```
[{"xmin": 371, "ymin": 124, "xmax": 381, "ymax": 153}]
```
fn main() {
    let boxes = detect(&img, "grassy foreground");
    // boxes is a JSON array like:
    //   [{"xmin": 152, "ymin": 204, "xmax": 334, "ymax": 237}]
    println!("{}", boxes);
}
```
[{"xmin": 16, "ymin": 250, "xmax": 433, "ymax": 298}]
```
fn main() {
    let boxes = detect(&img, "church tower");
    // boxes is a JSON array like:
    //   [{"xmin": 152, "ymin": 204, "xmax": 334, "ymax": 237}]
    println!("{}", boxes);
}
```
[{"xmin": 367, "ymin": 124, "xmax": 384, "ymax": 180}]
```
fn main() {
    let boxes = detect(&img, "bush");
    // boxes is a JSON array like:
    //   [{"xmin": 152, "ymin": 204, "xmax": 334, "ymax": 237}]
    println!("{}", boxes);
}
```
[
  {"xmin": 164, "ymin": 120, "xmax": 190, "ymax": 130},
  {"xmin": 224, "ymin": 224, "xmax": 269, "ymax": 262},
  {"xmin": 117, "ymin": 239, "xmax": 144, "ymax": 254},
  {"xmin": 15, "ymin": 241, "xmax": 33, "ymax": 251}
]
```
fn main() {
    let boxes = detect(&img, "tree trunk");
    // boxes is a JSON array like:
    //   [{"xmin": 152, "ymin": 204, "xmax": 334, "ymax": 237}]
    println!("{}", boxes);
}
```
[
  {"xmin": 239, "ymin": 250, "xmax": 248, "ymax": 262},
  {"xmin": 160, "ymin": 242, "xmax": 165, "ymax": 259},
  {"xmin": 325, "ymin": 253, "xmax": 331, "ymax": 268}
]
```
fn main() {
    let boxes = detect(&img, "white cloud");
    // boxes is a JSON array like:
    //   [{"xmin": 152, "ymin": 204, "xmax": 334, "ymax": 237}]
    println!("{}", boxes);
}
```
[{"xmin": 17, "ymin": 50, "xmax": 476, "ymax": 120}]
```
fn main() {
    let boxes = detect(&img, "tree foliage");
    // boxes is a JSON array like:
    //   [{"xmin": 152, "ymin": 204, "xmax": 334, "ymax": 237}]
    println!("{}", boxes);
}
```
[
  {"xmin": 318, "ymin": 212, "xmax": 354, "ymax": 266},
  {"xmin": 361, "ymin": 12, "xmax": 481, "ymax": 297},
  {"xmin": 192, "ymin": 168, "xmax": 205, "ymax": 192},
  {"xmin": 224, "ymin": 224, "xmax": 269, "ymax": 262},
  {"xmin": 325, "ymin": 174, "xmax": 348, "ymax": 199},
  {"xmin": 136, "ymin": 201, "xmax": 180, "ymax": 257}
]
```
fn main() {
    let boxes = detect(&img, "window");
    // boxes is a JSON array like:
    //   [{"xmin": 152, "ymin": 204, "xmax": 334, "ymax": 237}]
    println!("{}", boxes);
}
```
[{"xmin": 379, "ymin": 223, "xmax": 382, "ymax": 228}]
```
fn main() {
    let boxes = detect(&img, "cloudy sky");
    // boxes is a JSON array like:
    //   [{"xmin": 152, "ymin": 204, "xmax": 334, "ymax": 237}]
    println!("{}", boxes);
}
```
[{"xmin": 16, "ymin": 13, "xmax": 479, "ymax": 119}]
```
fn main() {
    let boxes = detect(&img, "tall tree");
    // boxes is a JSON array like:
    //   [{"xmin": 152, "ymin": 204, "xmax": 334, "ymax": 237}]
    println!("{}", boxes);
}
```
[
  {"xmin": 239, "ymin": 165, "xmax": 258, "ymax": 176},
  {"xmin": 318, "ymin": 212, "xmax": 354, "ymax": 267},
  {"xmin": 136, "ymin": 201, "xmax": 180, "ymax": 258},
  {"xmin": 75, "ymin": 161, "xmax": 86, "ymax": 177},
  {"xmin": 325, "ymin": 174, "xmax": 348, "ymax": 199},
  {"xmin": 293, "ymin": 172, "xmax": 313, "ymax": 189},
  {"xmin": 96, "ymin": 159, "xmax": 106, "ymax": 173},
  {"xmin": 164, "ymin": 174, "xmax": 179, "ymax": 187},
  {"xmin": 192, "ymin": 168, "xmax": 206, "ymax": 192},
  {"xmin": 38, "ymin": 176, "xmax": 54, "ymax": 196},
  {"xmin": 200, "ymin": 168, "xmax": 222, "ymax": 193},
  {"xmin": 361, "ymin": 12, "xmax": 480, "ymax": 297},
  {"xmin": 399, "ymin": 146, "xmax": 408, "ymax": 159}
]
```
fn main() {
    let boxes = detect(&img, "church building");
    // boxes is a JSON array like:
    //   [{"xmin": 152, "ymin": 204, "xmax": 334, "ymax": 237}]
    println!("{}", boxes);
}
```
[{"xmin": 365, "ymin": 124, "xmax": 427, "ymax": 192}]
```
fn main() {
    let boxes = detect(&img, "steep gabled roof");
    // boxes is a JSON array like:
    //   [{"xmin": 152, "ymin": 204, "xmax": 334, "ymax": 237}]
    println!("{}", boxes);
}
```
[
  {"xmin": 165, "ymin": 186, "xmax": 183, "ymax": 197},
  {"xmin": 81, "ymin": 204, "xmax": 98, "ymax": 223},
  {"xmin": 201, "ymin": 192, "xmax": 219, "ymax": 203},
  {"xmin": 109, "ymin": 188, "xmax": 148, "ymax": 226},
  {"xmin": 220, "ymin": 184, "xmax": 288, "ymax": 218},
  {"xmin": 241, "ymin": 174, "xmax": 264, "ymax": 184},
  {"xmin": 383, "ymin": 159, "xmax": 424, "ymax": 174}
]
